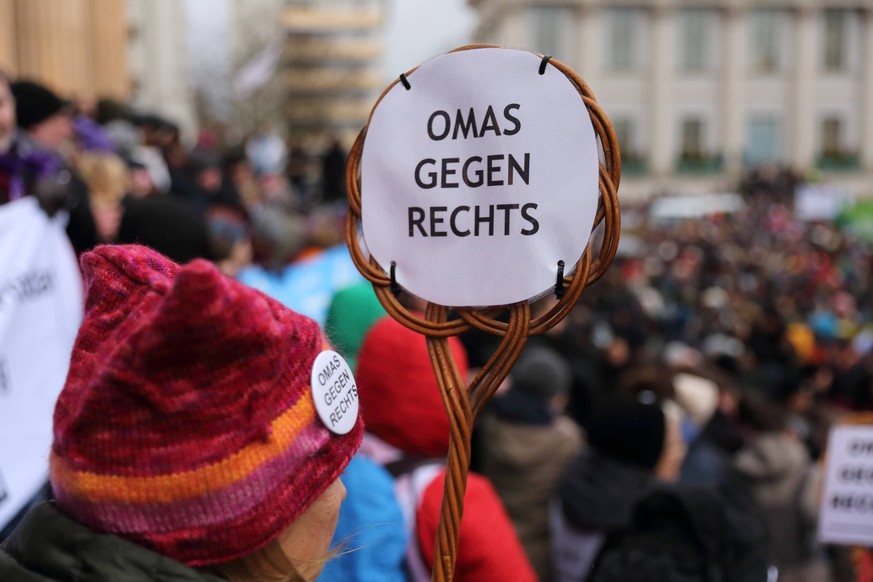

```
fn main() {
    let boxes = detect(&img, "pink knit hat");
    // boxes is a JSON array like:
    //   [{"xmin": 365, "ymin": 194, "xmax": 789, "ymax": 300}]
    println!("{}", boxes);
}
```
[{"xmin": 50, "ymin": 245, "xmax": 362, "ymax": 566}]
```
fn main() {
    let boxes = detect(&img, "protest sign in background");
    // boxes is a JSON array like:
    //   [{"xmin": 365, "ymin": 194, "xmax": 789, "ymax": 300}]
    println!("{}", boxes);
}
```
[
  {"xmin": 819, "ymin": 420, "xmax": 873, "ymax": 547},
  {"xmin": 0, "ymin": 198, "xmax": 83, "ymax": 529}
]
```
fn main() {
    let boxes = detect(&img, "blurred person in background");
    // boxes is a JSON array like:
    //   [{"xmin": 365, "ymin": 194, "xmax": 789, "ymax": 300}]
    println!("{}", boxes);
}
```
[
  {"xmin": 286, "ymin": 142, "xmax": 311, "ymax": 207},
  {"xmin": 320, "ymin": 138, "xmax": 346, "ymax": 206},
  {"xmin": 551, "ymin": 399, "xmax": 687, "ymax": 582},
  {"xmin": 115, "ymin": 188, "xmax": 213, "ymax": 264},
  {"xmin": 206, "ymin": 204, "xmax": 253, "ymax": 279},
  {"xmin": 735, "ymin": 391, "xmax": 829, "ymax": 582},
  {"xmin": 181, "ymin": 148, "xmax": 245, "ymax": 215},
  {"xmin": 354, "ymin": 316, "xmax": 538, "ymax": 582},
  {"xmin": 554, "ymin": 394, "xmax": 770, "ymax": 582},
  {"xmin": 247, "ymin": 126, "xmax": 287, "ymax": 177},
  {"xmin": 12, "ymin": 80, "xmax": 74, "ymax": 153},
  {"xmin": 2, "ymin": 77, "xmax": 96, "ymax": 253},
  {"xmin": 76, "ymin": 152, "xmax": 128, "ymax": 244},
  {"xmin": 224, "ymin": 146, "xmax": 263, "ymax": 210},
  {"xmin": 480, "ymin": 344, "xmax": 583, "ymax": 581}
]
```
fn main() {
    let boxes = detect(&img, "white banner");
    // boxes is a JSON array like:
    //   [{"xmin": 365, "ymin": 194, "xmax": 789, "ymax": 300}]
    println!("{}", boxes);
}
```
[
  {"xmin": 795, "ymin": 184, "xmax": 853, "ymax": 222},
  {"xmin": 818, "ymin": 424, "xmax": 873, "ymax": 546},
  {"xmin": 360, "ymin": 48, "xmax": 599, "ymax": 307},
  {"xmin": 0, "ymin": 198, "xmax": 83, "ymax": 529},
  {"xmin": 234, "ymin": 37, "xmax": 283, "ymax": 99}
]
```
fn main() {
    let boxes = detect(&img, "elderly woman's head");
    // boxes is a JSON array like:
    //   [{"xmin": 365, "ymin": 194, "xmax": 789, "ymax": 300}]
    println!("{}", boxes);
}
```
[{"xmin": 49, "ymin": 245, "xmax": 363, "ymax": 581}]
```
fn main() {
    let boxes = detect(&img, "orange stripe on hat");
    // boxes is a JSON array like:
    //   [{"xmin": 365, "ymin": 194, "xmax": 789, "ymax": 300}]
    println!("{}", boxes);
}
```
[{"xmin": 51, "ymin": 393, "xmax": 317, "ymax": 504}]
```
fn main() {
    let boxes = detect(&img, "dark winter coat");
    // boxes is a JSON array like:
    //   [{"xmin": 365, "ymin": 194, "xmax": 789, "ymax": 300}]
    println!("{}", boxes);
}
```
[
  {"xmin": 734, "ymin": 432, "xmax": 825, "ymax": 579},
  {"xmin": 589, "ymin": 482, "xmax": 770, "ymax": 582},
  {"xmin": 553, "ymin": 452, "xmax": 770, "ymax": 582},
  {"xmin": 0, "ymin": 502, "xmax": 224, "ymax": 582},
  {"xmin": 551, "ymin": 451, "xmax": 656, "ymax": 581},
  {"xmin": 558, "ymin": 451, "xmax": 654, "ymax": 534},
  {"xmin": 481, "ymin": 410, "xmax": 582, "ymax": 581}
]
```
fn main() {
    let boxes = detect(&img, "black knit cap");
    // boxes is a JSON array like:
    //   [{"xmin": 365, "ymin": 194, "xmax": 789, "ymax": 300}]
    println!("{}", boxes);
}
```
[
  {"xmin": 510, "ymin": 345, "xmax": 571, "ymax": 399},
  {"xmin": 587, "ymin": 399, "xmax": 666, "ymax": 471},
  {"xmin": 11, "ymin": 80, "xmax": 69, "ymax": 129}
]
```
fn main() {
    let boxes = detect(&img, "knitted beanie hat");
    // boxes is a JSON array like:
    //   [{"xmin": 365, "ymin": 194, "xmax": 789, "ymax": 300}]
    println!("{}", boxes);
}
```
[
  {"xmin": 509, "ymin": 344, "xmax": 571, "ymax": 400},
  {"xmin": 355, "ymin": 316, "xmax": 469, "ymax": 458},
  {"xmin": 11, "ymin": 80, "xmax": 69, "ymax": 129},
  {"xmin": 50, "ymin": 245, "xmax": 363, "ymax": 566},
  {"xmin": 586, "ymin": 400, "xmax": 666, "ymax": 471},
  {"xmin": 325, "ymin": 282, "xmax": 387, "ymax": 370}
]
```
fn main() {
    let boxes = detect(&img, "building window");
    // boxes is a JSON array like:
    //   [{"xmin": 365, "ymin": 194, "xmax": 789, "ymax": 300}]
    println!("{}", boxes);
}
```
[
  {"xmin": 607, "ymin": 8, "xmax": 638, "ymax": 71},
  {"xmin": 680, "ymin": 8, "xmax": 711, "ymax": 72},
  {"xmin": 530, "ymin": 6, "xmax": 573, "ymax": 61},
  {"xmin": 821, "ymin": 117, "xmax": 843, "ymax": 157},
  {"xmin": 614, "ymin": 118, "xmax": 634, "ymax": 155},
  {"xmin": 823, "ymin": 9, "xmax": 848, "ymax": 71},
  {"xmin": 746, "ymin": 116, "xmax": 781, "ymax": 166},
  {"xmin": 749, "ymin": 9, "xmax": 781, "ymax": 73},
  {"xmin": 614, "ymin": 117, "xmax": 637, "ymax": 159},
  {"xmin": 817, "ymin": 115, "xmax": 859, "ymax": 170},
  {"xmin": 680, "ymin": 117, "xmax": 705, "ymax": 160},
  {"xmin": 614, "ymin": 117, "xmax": 645, "ymax": 172}
]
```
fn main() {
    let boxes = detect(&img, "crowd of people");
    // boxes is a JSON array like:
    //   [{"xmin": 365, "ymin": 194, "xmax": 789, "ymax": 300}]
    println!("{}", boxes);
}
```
[
  {"xmin": 1, "ymin": 66, "xmax": 872, "ymax": 582},
  {"xmin": 457, "ymin": 166, "xmax": 873, "ymax": 581},
  {"xmin": 0, "ymin": 71, "xmax": 353, "ymax": 293}
]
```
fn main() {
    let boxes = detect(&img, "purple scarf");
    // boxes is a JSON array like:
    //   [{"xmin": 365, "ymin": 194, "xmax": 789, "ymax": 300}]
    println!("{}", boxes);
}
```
[{"xmin": 0, "ymin": 137, "xmax": 63, "ymax": 203}]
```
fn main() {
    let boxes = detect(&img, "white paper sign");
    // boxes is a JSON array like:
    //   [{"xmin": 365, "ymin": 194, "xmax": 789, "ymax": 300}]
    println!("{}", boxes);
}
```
[
  {"xmin": 360, "ymin": 48, "xmax": 600, "ymax": 307},
  {"xmin": 818, "ymin": 424, "xmax": 873, "ymax": 546},
  {"xmin": 311, "ymin": 350, "xmax": 359, "ymax": 435},
  {"xmin": 0, "ymin": 198, "xmax": 83, "ymax": 529},
  {"xmin": 795, "ymin": 184, "xmax": 853, "ymax": 222}
]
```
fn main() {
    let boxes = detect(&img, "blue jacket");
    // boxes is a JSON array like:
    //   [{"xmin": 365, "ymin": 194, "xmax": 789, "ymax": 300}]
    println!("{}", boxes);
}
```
[{"xmin": 317, "ymin": 455, "xmax": 408, "ymax": 582}]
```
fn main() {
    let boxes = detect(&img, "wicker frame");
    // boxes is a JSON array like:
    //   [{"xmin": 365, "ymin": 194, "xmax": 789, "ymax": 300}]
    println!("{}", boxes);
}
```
[{"xmin": 344, "ymin": 44, "xmax": 622, "ymax": 581}]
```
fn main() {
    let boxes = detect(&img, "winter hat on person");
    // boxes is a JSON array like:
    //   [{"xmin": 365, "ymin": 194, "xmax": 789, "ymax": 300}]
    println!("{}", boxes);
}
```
[
  {"xmin": 510, "ymin": 344, "xmax": 571, "ymax": 399},
  {"xmin": 325, "ymin": 282, "xmax": 387, "ymax": 370},
  {"xmin": 586, "ymin": 400, "xmax": 666, "ymax": 471},
  {"xmin": 49, "ymin": 244, "xmax": 363, "ymax": 567},
  {"xmin": 355, "ymin": 316, "xmax": 469, "ymax": 458},
  {"xmin": 11, "ymin": 80, "xmax": 69, "ymax": 129}
]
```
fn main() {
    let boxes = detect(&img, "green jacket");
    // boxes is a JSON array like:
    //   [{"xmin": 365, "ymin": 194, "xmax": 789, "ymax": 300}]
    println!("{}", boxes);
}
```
[{"xmin": 0, "ymin": 502, "xmax": 225, "ymax": 581}]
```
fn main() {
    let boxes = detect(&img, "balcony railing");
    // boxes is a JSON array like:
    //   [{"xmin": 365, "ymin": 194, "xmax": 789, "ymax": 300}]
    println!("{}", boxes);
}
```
[
  {"xmin": 676, "ymin": 154, "xmax": 724, "ymax": 175},
  {"xmin": 620, "ymin": 156, "xmax": 648, "ymax": 176},
  {"xmin": 816, "ymin": 154, "xmax": 861, "ymax": 172}
]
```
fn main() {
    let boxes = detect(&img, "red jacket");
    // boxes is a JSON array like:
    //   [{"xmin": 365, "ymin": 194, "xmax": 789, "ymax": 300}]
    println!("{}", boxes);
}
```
[{"xmin": 417, "ymin": 470, "xmax": 538, "ymax": 582}]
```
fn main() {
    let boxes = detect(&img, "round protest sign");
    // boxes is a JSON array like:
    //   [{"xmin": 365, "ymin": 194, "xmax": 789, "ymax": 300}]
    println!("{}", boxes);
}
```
[{"xmin": 360, "ymin": 47, "xmax": 600, "ymax": 307}]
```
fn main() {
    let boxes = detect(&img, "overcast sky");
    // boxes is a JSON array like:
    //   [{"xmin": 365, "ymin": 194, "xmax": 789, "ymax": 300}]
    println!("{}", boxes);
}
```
[
  {"xmin": 382, "ymin": 0, "xmax": 477, "ymax": 79},
  {"xmin": 185, "ymin": 0, "xmax": 477, "ymax": 80},
  {"xmin": 184, "ymin": 0, "xmax": 477, "ymax": 119}
]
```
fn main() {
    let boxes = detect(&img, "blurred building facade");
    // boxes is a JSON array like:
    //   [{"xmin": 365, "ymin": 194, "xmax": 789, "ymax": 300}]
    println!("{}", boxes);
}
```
[
  {"xmin": 0, "ymin": 0, "xmax": 128, "ymax": 99},
  {"xmin": 282, "ymin": 0, "xmax": 385, "ymax": 146},
  {"xmin": 127, "ymin": 0, "xmax": 197, "ymax": 140},
  {"xmin": 471, "ymin": 0, "xmax": 873, "ymax": 197},
  {"xmin": 0, "ymin": 0, "xmax": 198, "ymax": 140}
]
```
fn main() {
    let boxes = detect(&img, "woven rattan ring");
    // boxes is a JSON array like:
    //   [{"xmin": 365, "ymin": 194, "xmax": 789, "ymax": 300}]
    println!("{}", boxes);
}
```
[{"xmin": 345, "ymin": 44, "xmax": 622, "ymax": 581}]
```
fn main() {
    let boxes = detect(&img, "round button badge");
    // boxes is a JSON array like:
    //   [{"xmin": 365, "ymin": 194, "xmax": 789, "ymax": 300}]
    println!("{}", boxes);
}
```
[{"xmin": 310, "ymin": 350, "xmax": 359, "ymax": 435}]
